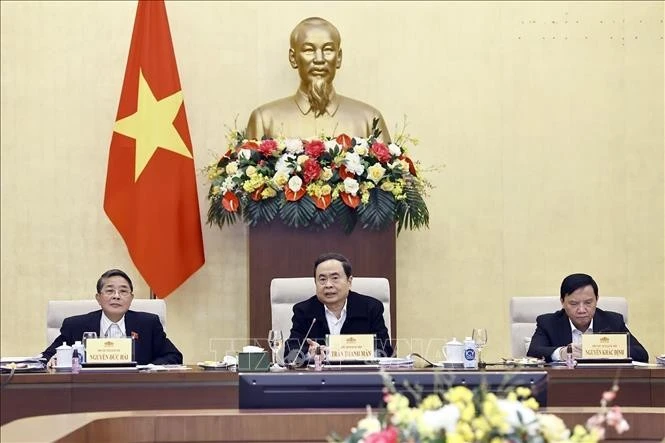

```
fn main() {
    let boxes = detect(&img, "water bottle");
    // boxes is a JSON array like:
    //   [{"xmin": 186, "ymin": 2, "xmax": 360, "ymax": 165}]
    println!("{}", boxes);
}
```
[
  {"xmin": 71, "ymin": 350, "xmax": 81, "ymax": 374},
  {"xmin": 463, "ymin": 337, "xmax": 478, "ymax": 369},
  {"xmin": 72, "ymin": 340, "xmax": 86, "ymax": 364}
]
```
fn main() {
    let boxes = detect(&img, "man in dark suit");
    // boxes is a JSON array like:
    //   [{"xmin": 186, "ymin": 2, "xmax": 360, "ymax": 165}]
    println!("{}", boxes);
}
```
[
  {"xmin": 527, "ymin": 273, "xmax": 648, "ymax": 363},
  {"xmin": 284, "ymin": 252, "xmax": 393, "ymax": 363},
  {"xmin": 42, "ymin": 269, "xmax": 182, "ymax": 365}
]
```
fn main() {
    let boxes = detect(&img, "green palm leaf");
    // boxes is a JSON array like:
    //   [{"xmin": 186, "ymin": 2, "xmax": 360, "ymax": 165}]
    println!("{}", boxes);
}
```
[
  {"xmin": 244, "ymin": 198, "xmax": 280, "ymax": 227},
  {"xmin": 280, "ymin": 197, "xmax": 316, "ymax": 228},
  {"xmin": 357, "ymin": 188, "xmax": 396, "ymax": 231},
  {"xmin": 396, "ymin": 184, "xmax": 430, "ymax": 234}
]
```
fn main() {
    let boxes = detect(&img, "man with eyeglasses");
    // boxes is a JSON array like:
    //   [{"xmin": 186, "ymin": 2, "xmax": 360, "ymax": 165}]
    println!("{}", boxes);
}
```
[
  {"xmin": 41, "ymin": 269, "xmax": 182, "ymax": 364},
  {"xmin": 283, "ymin": 252, "xmax": 393, "ymax": 364}
]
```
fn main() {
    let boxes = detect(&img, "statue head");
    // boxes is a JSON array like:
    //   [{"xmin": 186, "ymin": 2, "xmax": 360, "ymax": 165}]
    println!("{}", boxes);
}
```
[{"xmin": 289, "ymin": 17, "xmax": 342, "ymax": 116}]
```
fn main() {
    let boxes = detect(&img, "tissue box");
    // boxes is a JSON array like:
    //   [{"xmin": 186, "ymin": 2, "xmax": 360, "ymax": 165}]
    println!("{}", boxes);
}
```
[{"xmin": 238, "ymin": 351, "xmax": 270, "ymax": 372}]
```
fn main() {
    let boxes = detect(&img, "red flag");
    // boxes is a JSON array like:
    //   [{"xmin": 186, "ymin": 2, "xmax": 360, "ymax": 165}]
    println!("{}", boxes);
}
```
[{"xmin": 104, "ymin": 0, "xmax": 204, "ymax": 297}]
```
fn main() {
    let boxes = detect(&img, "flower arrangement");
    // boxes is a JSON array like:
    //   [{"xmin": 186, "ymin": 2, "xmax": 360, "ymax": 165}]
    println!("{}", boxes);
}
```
[
  {"xmin": 205, "ymin": 119, "xmax": 430, "ymax": 234},
  {"xmin": 330, "ymin": 379, "xmax": 629, "ymax": 443}
]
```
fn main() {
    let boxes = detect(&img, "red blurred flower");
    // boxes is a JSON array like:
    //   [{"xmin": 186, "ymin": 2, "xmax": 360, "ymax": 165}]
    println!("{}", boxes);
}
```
[
  {"xmin": 258, "ymin": 139, "xmax": 278, "ymax": 157},
  {"xmin": 338, "ymin": 165, "xmax": 354, "ymax": 179},
  {"xmin": 311, "ymin": 194, "xmax": 332, "ymax": 210},
  {"xmin": 371, "ymin": 142, "xmax": 392, "ymax": 163},
  {"xmin": 340, "ymin": 192, "xmax": 361, "ymax": 208},
  {"xmin": 399, "ymin": 155, "xmax": 418, "ymax": 176},
  {"xmin": 336, "ymin": 134, "xmax": 352, "ymax": 150},
  {"xmin": 222, "ymin": 192, "xmax": 239, "ymax": 212},
  {"xmin": 240, "ymin": 141, "xmax": 259, "ymax": 151},
  {"xmin": 303, "ymin": 158, "xmax": 322, "ymax": 183},
  {"xmin": 305, "ymin": 140, "xmax": 326, "ymax": 158},
  {"xmin": 284, "ymin": 186, "xmax": 306, "ymax": 201},
  {"xmin": 364, "ymin": 427, "xmax": 398, "ymax": 443},
  {"xmin": 250, "ymin": 186, "xmax": 265, "ymax": 201}
]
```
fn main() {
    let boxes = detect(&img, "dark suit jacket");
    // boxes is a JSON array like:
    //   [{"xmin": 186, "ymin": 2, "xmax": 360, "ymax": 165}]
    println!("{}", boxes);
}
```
[
  {"xmin": 284, "ymin": 291, "xmax": 393, "ymax": 362},
  {"xmin": 526, "ymin": 307, "xmax": 648, "ymax": 363},
  {"xmin": 42, "ymin": 310, "xmax": 183, "ymax": 365}
]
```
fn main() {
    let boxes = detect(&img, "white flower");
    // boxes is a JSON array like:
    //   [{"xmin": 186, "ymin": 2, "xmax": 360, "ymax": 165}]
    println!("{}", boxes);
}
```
[
  {"xmin": 388, "ymin": 143, "xmax": 402, "ymax": 156},
  {"xmin": 356, "ymin": 415, "xmax": 381, "ymax": 434},
  {"xmin": 344, "ymin": 152, "xmax": 365, "ymax": 175},
  {"xmin": 354, "ymin": 137, "xmax": 368, "ymax": 149},
  {"xmin": 275, "ymin": 153, "xmax": 295, "ymax": 174},
  {"xmin": 343, "ymin": 177, "xmax": 359, "ymax": 195},
  {"xmin": 221, "ymin": 176, "xmax": 235, "ymax": 192},
  {"xmin": 238, "ymin": 148, "xmax": 252, "ymax": 160},
  {"xmin": 497, "ymin": 399, "xmax": 539, "ymax": 435},
  {"xmin": 287, "ymin": 176, "xmax": 303, "ymax": 192},
  {"xmin": 284, "ymin": 138, "xmax": 304, "ymax": 154},
  {"xmin": 420, "ymin": 404, "xmax": 459, "ymax": 435},
  {"xmin": 225, "ymin": 161, "xmax": 238, "ymax": 175},
  {"xmin": 324, "ymin": 139, "xmax": 338, "ymax": 152}
]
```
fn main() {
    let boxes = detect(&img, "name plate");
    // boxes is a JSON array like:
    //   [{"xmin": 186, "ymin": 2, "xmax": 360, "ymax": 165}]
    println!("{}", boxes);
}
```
[
  {"xmin": 327, "ymin": 334, "xmax": 375, "ymax": 361},
  {"xmin": 582, "ymin": 333, "xmax": 629, "ymax": 359},
  {"xmin": 85, "ymin": 338, "xmax": 133, "ymax": 363}
]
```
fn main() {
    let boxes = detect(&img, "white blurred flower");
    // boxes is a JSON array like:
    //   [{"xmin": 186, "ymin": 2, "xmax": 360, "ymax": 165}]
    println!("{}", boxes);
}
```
[
  {"xmin": 238, "ymin": 148, "xmax": 252, "ymax": 160},
  {"xmin": 367, "ymin": 163, "xmax": 386, "ymax": 183},
  {"xmin": 344, "ymin": 152, "xmax": 365, "ymax": 175},
  {"xmin": 537, "ymin": 413, "xmax": 571, "ymax": 442},
  {"xmin": 324, "ymin": 139, "xmax": 338, "ymax": 152},
  {"xmin": 284, "ymin": 138, "xmax": 304, "ymax": 154},
  {"xmin": 497, "ymin": 399, "xmax": 539, "ymax": 435},
  {"xmin": 287, "ymin": 176, "xmax": 303, "ymax": 192},
  {"xmin": 420, "ymin": 404, "xmax": 459, "ymax": 435},
  {"xmin": 388, "ymin": 143, "xmax": 402, "ymax": 156},
  {"xmin": 343, "ymin": 177, "xmax": 359, "ymax": 195},
  {"xmin": 225, "ymin": 161, "xmax": 238, "ymax": 175},
  {"xmin": 221, "ymin": 176, "xmax": 235, "ymax": 192},
  {"xmin": 275, "ymin": 154, "xmax": 295, "ymax": 174}
]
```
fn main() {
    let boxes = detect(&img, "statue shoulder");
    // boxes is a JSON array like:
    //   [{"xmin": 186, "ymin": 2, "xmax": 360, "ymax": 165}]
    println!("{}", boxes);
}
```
[
  {"xmin": 249, "ymin": 96, "xmax": 295, "ymax": 117},
  {"xmin": 337, "ymin": 94, "xmax": 385, "ymax": 118}
]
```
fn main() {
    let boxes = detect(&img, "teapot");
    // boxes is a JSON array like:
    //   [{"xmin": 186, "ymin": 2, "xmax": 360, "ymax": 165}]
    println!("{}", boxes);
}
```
[
  {"xmin": 55, "ymin": 342, "xmax": 73, "ymax": 369},
  {"xmin": 442, "ymin": 338, "xmax": 464, "ymax": 363}
]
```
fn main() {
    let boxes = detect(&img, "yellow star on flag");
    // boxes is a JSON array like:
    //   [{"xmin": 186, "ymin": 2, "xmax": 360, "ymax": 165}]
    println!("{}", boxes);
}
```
[{"xmin": 113, "ymin": 68, "xmax": 192, "ymax": 181}]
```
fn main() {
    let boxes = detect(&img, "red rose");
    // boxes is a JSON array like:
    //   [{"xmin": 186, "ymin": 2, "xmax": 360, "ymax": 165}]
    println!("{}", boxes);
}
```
[
  {"xmin": 371, "ymin": 142, "xmax": 392, "ymax": 163},
  {"xmin": 305, "ymin": 140, "xmax": 326, "ymax": 158},
  {"xmin": 303, "ymin": 158, "xmax": 322, "ymax": 183},
  {"xmin": 258, "ymin": 139, "xmax": 278, "ymax": 157}
]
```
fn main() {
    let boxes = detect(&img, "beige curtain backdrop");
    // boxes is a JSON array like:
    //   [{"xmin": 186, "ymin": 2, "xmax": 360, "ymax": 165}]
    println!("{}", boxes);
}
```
[{"xmin": 1, "ymin": 1, "xmax": 663, "ymax": 363}]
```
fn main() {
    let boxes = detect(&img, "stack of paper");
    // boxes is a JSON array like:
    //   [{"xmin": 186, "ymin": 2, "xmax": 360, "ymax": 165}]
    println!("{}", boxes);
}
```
[
  {"xmin": 377, "ymin": 357, "xmax": 415, "ymax": 368},
  {"xmin": 656, "ymin": 354, "xmax": 665, "ymax": 366}
]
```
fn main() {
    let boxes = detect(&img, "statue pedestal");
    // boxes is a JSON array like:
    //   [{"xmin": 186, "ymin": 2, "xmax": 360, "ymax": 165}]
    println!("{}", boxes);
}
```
[{"xmin": 248, "ymin": 223, "xmax": 396, "ymax": 344}]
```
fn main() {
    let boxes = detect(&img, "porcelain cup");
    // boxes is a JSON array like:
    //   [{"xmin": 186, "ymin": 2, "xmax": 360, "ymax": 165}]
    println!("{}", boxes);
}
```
[{"xmin": 442, "ymin": 338, "xmax": 464, "ymax": 363}]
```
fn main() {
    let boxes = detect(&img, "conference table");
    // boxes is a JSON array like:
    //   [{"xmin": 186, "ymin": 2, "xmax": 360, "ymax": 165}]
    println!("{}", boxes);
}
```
[{"xmin": 2, "ymin": 365, "xmax": 663, "ymax": 427}]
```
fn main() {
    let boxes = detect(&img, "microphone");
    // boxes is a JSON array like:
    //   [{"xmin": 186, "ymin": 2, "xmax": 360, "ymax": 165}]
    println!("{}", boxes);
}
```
[{"xmin": 288, "ymin": 318, "xmax": 316, "ymax": 369}]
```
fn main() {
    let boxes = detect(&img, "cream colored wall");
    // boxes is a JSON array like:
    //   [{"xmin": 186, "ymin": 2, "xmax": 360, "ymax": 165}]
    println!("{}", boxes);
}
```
[{"xmin": 1, "ymin": 1, "xmax": 663, "ymax": 363}]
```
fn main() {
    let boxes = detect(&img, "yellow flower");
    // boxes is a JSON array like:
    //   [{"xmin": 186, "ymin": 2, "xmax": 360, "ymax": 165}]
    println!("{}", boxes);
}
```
[
  {"xmin": 225, "ymin": 161, "xmax": 238, "ymax": 175},
  {"xmin": 456, "ymin": 421, "xmax": 474, "ymax": 441},
  {"xmin": 515, "ymin": 387, "xmax": 532, "ymax": 398},
  {"xmin": 245, "ymin": 165, "xmax": 257, "ymax": 177},
  {"xmin": 445, "ymin": 386, "xmax": 474, "ymax": 404},
  {"xmin": 380, "ymin": 181, "xmax": 395, "ymax": 192},
  {"xmin": 446, "ymin": 433, "xmax": 464, "ymax": 443},
  {"xmin": 420, "ymin": 394, "xmax": 443, "ymax": 410},
  {"xmin": 211, "ymin": 185, "xmax": 221, "ymax": 196},
  {"xmin": 261, "ymin": 187, "xmax": 277, "ymax": 199},
  {"xmin": 361, "ymin": 191, "xmax": 370, "ymax": 204},
  {"xmin": 273, "ymin": 171, "xmax": 289, "ymax": 187},
  {"xmin": 296, "ymin": 154, "xmax": 309, "ymax": 165},
  {"xmin": 460, "ymin": 404, "xmax": 475, "ymax": 422},
  {"xmin": 522, "ymin": 397, "xmax": 539, "ymax": 411},
  {"xmin": 320, "ymin": 167, "xmax": 333, "ymax": 181},
  {"xmin": 321, "ymin": 184, "xmax": 332, "ymax": 195}
]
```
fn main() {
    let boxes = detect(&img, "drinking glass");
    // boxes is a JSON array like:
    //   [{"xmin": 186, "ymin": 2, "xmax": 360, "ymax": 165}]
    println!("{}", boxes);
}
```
[
  {"xmin": 472, "ymin": 328, "xmax": 488, "ymax": 364},
  {"xmin": 268, "ymin": 330, "xmax": 283, "ymax": 366}
]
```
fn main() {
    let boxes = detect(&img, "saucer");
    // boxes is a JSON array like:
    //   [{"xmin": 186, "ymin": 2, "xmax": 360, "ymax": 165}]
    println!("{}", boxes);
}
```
[
  {"xmin": 54, "ymin": 366, "xmax": 72, "ymax": 372},
  {"xmin": 434, "ymin": 361, "xmax": 464, "ymax": 368}
]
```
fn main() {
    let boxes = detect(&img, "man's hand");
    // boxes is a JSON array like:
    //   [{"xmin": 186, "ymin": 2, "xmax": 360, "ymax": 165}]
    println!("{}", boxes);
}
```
[
  {"xmin": 571, "ymin": 343, "xmax": 583, "ymax": 358},
  {"xmin": 306, "ymin": 338, "xmax": 328, "ymax": 357}
]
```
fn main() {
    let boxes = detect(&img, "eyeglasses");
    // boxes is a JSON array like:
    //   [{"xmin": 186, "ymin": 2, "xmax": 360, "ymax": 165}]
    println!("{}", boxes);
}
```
[{"xmin": 100, "ymin": 288, "xmax": 132, "ymax": 297}]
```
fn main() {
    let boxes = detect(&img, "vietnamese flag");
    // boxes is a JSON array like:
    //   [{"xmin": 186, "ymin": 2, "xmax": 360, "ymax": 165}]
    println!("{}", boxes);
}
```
[{"xmin": 104, "ymin": 0, "xmax": 204, "ymax": 298}]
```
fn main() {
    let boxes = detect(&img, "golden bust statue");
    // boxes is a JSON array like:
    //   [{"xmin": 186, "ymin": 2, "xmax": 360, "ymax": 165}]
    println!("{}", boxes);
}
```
[{"xmin": 246, "ymin": 17, "xmax": 390, "ymax": 142}]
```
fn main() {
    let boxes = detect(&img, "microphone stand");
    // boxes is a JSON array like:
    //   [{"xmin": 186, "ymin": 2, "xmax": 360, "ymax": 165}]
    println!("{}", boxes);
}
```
[{"xmin": 286, "ymin": 318, "xmax": 317, "ymax": 369}]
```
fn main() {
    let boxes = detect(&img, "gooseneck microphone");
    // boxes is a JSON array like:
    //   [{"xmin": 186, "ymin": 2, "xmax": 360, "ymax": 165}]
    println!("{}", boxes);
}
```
[{"xmin": 289, "ymin": 318, "xmax": 316, "ymax": 368}]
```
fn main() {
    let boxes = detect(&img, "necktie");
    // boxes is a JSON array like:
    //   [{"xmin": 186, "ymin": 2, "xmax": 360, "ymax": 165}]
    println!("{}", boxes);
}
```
[{"xmin": 106, "ymin": 323, "xmax": 124, "ymax": 338}]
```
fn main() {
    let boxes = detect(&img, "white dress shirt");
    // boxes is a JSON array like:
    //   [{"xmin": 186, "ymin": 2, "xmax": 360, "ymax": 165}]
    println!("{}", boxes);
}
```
[
  {"xmin": 324, "ymin": 301, "xmax": 347, "ymax": 336},
  {"xmin": 551, "ymin": 319, "xmax": 594, "ymax": 361},
  {"xmin": 101, "ymin": 312, "xmax": 127, "ymax": 338}
]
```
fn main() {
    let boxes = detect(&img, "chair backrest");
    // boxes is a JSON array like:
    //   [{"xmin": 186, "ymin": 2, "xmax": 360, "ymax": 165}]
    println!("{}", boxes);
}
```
[
  {"xmin": 46, "ymin": 299, "xmax": 167, "ymax": 345},
  {"xmin": 509, "ymin": 296, "xmax": 628, "ymax": 358},
  {"xmin": 270, "ymin": 277, "xmax": 391, "ymax": 343}
]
